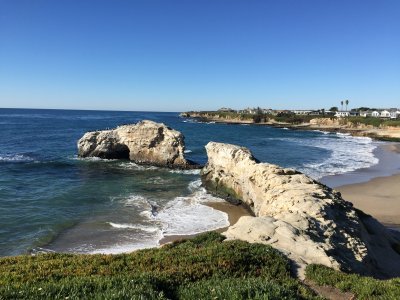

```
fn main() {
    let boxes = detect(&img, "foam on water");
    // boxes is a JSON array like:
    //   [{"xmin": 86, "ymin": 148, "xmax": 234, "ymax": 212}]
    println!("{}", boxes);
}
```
[
  {"xmin": 73, "ymin": 156, "xmax": 116, "ymax": 162},
  {"xmin": 312, "ymin": 130, "xmax": 330, "ymax": 135},
  {"xmin": 144, "ymin": 176, "xmax": 171, "ymax": 185},
  {"xmin": 0, "ymin": 154, "xmax": 33, "ymax": 162},
  {"xmin": 121, "ymin": 194, "xmax": 157, "ymax": 214},
  {"xmin": 168, "ymin": 169, "xmax": 201, "ymax": 175},
  {"xmin": 153, "ymin": 185, "xmax": 229, "ymax": 236},
  {"xmin": 188, "ymin": 179, "xmax": 202, "ymax": 192},
  {"xmin": 118, "ymin": 162, "xmax": 159, "ymax": 171},
  {"xmin": 107, "ymin": 222, "xmax": 160, "ymax": 233},
  {"xmin": 93, "ymin": 181, "xmax": 229, "ymax": 254},
  {"xmin": 299, "ymin": 134, "xmax": 379, "ymax": 179},
  {"xmin": 156, "ymin": 198, "xmax": 228, "ymax": 236}
]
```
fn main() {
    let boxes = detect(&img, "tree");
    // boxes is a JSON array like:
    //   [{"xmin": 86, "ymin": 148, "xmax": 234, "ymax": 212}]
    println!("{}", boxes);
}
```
[
  {"xmin": 329, "ymin": 106, "xmax": 338, "ymax": 112},
  {"xmin": 345, "ymin": 99, "xmax": 349, "ymax": 111},
  {"xmin": 253, "ymin": 107, "xmax": 264, "ymax": 123},
  {"xmin": 357, "ymin": 107, "xmax": 370, "ymax": 112},
  {"xmin": 340, "ymin": 101, "xmax": 344, "ymax": 111}
]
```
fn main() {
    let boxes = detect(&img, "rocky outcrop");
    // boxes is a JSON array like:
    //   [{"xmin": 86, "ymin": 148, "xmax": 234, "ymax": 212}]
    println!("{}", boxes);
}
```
[
  {"xmin": 78, "ymin": 120, "xmax": 197, "ymax": 169},
  {"xmin": 201, "ymin": 142, "xmax": 400, "ymax": 278}
]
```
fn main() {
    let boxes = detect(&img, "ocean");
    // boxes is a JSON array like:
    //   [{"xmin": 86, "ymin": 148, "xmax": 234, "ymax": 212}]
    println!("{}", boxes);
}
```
[{"xmin": 0, "ymin": 108, "xmax": 380, "ymax": 256}]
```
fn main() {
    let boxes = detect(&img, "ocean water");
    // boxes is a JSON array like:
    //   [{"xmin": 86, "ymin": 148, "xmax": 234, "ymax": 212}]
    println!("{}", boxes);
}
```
[{"xmin": 0, "ymin": 108, "xmax": 379, "ymax": 256}]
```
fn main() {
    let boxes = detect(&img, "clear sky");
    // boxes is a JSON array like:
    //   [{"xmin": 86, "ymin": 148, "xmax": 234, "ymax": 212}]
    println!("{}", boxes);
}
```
[{"xmin": 0, "ymin": 0, "xmax": 399, "ymax": 111}]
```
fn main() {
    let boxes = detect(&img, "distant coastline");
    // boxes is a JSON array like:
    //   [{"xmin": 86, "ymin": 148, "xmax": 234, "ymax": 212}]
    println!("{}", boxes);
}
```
[{"xmin": 180, "ymin": 111, "xmax": 400, "ymax": 142}]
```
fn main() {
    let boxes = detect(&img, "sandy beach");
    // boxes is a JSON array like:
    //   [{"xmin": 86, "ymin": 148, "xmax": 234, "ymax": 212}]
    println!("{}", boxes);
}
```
[
  {"xmin": 338, "ymin": 173, "xmax": 400, "ymax": 227},
  {"xmin": 337, "ymin": 143, "xmax": 400, "ymax": 227}
]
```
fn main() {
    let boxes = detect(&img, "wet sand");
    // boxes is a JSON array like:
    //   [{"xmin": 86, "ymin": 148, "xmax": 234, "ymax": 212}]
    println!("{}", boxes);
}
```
[
  {"xmin": 159, "ymin": 201, "xmax": 252, "ymax": 245},
  {"xmin": 336, "ymin": 143, "xmax": 400, "ymax": 227}
]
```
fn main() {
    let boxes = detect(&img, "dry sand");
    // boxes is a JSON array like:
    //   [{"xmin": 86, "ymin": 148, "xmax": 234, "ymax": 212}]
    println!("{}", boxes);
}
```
[
  {"xmin": 338, "ymin": 173, "xmax": 400, "ymax": 226},
  {"xmin": 337, "ymin": 143, "xmax": 400, "ymax": 227}
]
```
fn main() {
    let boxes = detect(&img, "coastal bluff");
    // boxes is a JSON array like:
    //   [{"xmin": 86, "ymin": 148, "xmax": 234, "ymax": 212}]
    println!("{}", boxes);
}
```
[
  {"xmin": 201, "ymin": 142, "xmax": 400, "ymax": 278},
  {"xmin": 78, "ymin": 120, "xmax": 196, "ymax": 169}
]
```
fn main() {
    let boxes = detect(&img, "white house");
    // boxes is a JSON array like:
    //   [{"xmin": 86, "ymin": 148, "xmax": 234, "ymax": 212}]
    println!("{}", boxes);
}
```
[
  {"xmin": 371, "ymin": 111, "xmax": 380, "ymax": 117},
  {"xmin": 335, "ymin": 111, "xmax": 350, "ymax": 118},
  {"xmin": 380, "ymin": 110, "xmax": 391, "ymax": 118},
  {"xmin": 360, "ymin": 111, "xmax": 371, "ymax": 117},
  {"xmin": 292, "ymin": 110, "xmax": 310, "ymax": 115},
  {"xmin": 390, "ymin": 110, "xmax": 400, "ymax": 119}
]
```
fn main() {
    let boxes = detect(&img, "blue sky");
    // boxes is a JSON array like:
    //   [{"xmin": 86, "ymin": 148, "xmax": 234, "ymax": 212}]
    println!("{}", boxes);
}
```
[{"xmin": 0, "ymin": 0, "xmax": 399, "ymax": 111}]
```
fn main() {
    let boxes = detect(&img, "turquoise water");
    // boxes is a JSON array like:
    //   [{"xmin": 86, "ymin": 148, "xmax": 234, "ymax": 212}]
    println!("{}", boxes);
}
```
[{"xmin": 0, "ymin": 108, "xmax": 379, "ymax": 256}]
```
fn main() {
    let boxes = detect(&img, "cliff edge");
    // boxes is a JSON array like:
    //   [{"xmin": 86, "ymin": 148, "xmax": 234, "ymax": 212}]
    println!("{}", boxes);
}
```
[{"xmin": 201, "ymin": 142, "xmax": 400, "ymax": 278}]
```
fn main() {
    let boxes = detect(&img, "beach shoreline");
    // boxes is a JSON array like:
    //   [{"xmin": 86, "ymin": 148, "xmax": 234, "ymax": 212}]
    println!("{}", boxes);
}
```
[
  {"xmin": 331, "ymin": 143, "xmax": 400, "ymax": 228},
  {"xmin": 161, "ymin": 142, "xmax": 400, "ymax": 246}
]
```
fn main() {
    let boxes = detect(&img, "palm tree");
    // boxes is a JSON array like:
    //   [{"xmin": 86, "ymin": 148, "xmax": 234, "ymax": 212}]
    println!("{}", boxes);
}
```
[
  {"xmin": 341, "ymin": 101, "xmax": 344, "ymax": 111},
  {"xmin": 345, "ymin": 99, "xmax": 349, "ymax": 111}
]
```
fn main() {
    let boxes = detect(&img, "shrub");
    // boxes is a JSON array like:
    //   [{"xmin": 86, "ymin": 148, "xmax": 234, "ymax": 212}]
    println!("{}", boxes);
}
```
[
  {"xmin": 0, "ymin": 232, "xmax": 318, "ymax": 299},
  {"xmin": 306, "ymin": 264, "xmax": 400, "ymax": 300}
]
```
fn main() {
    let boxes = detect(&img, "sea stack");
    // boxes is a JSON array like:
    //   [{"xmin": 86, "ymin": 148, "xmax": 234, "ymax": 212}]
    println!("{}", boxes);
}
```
[
  {"xmin": 77, "ymin": 120, "xmax": 197, "ymax": 169},
  {"xmin": 201, "ymin": 142, "xmax": 400, "ymax": 278}
]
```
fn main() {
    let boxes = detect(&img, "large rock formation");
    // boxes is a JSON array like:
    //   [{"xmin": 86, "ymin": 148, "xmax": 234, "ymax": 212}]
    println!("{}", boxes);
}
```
[
  {"xmin": 78, "ymin": 120, "xmax": 196, "ymax": 169},
  {"xmin": 201, "ymin": 142, "xmax": 400, "ymax": 278}
]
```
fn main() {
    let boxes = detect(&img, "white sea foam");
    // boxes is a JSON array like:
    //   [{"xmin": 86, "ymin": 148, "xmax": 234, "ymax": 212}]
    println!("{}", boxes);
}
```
[
  {"xmin": 184, "ymin": 149, "xmax": 192, "ymax": 153},
  {"xmin": 73, "ymin": 156, "xmax": 116, "ymax": 162},
  {"xmin": 188, "ymin": 179, "xmax": 202, "ymax": 192},
  {"xmin": 312, "ymin": 130, "xmax": 330, "ymax": 135},
  {"xmin": 155, "ymin": 189, "xmax": 229, "ymax": 236},
  {"xmin": 336, "ymin": 132, "xmax": 351, "ymax": 137},
  {"xmin": 121, "ymin": 195, "xmax": 157, "ymax": 213},
  {"xmin": 95, "ymin": 182, "xmax": 229, "ymax": 254},
  {"xmin": 118, "ymin": 162, "xmax": 159, "ymax": 170},
  {"xmin": 108, "ymin": 222, "xmax": 160, "ymax": 233},
  {"xmin": 168, "ymin": 169, "xmax": 201, "ymax": 175},
  {"xmin": 145, "ymin": 176, "xmax": 170, "ymax": 185},
  {"xmin": 298, "ymin": 134, "xmax": 379, "ymax": 179},
  {"xmin": 0, "ymin": 154, "xmax": 33, "ymax": 162}
]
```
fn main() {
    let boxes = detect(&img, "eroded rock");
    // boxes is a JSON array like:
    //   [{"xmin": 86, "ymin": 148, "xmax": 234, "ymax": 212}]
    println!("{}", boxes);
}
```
[
  {"xmin": 78, "ymin": 120, "xmax": 197, "ymax": 169},
  {"xmin": 201, "ymin": 142, "xmax": 400, "ymax": 278}
]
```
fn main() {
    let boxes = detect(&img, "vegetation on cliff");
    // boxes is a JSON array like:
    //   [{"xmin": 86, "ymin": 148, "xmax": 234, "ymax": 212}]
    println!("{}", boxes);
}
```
[
  {"xmin": 183, "ymin": 111, "xmax": 400, "ymax": 127},
  {"xmin": 1, "ymin": 232, "xmax": 400, "ymax": 299},
  {"xmin": 344, "ymin": 116, "xmax": 400, "ymax": 128},
  {"xmin": 306, "ymin": 264, "xmax": 400, "ymax": 299},
  {"xmin": 0, "ymin": 232, "xmax": 317, "ymax": 299},
  {"xmin": 185, "ymin": 110, "xmax": 326, "ymax": 124}
]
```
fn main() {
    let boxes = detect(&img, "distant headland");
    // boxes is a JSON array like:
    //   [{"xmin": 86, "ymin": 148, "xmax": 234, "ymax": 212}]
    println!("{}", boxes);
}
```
[{"xmin": 181, "ymin": 106, "xmax": 400, "ymax": 142}]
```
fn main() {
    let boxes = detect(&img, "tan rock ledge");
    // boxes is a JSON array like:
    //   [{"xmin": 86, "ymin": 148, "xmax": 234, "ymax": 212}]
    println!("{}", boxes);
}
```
[{"xmin": 201, "ymin": 141, "xmax": 400, "ymax": 279}]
